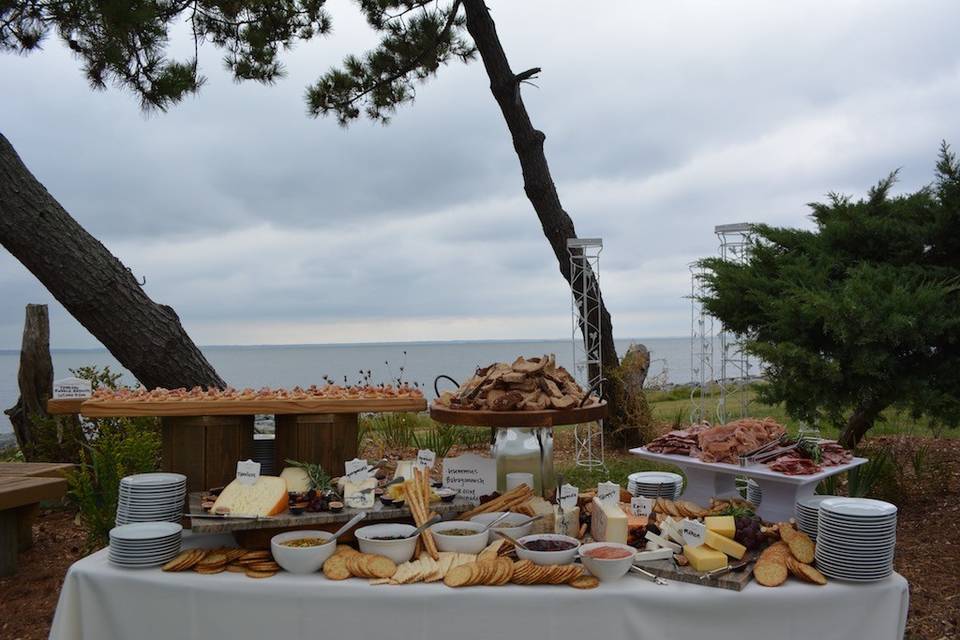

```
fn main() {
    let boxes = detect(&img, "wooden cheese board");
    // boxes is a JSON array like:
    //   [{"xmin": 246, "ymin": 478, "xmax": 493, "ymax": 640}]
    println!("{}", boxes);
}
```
[
  {"xmin": 78, "ymin": 396, "xmax": 427, "ymax": 417},
  {"xmin": 186, "ymin": 492, "xmax": 473, "ymax": 535},
  {"xmin": 633, "ymin": 554, "xmax": 755, "ymax": 591},
  {"xmin": 430, "ymin": 401, "xmax": 607, "ymax": 428}
]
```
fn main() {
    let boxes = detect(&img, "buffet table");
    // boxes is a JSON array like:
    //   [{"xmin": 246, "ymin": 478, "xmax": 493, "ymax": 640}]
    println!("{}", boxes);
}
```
[{"xmin": 50, "ymin": 537, "xmax": 909, "ymax": 640}]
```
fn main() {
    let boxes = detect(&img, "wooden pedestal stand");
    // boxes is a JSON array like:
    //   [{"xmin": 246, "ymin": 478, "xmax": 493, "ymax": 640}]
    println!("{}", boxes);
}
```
[
  {"xmin": 273, "ymin": 413, "xmax": 358, "ymax": 477},
  {"xmin": 161, "ymin": 415, "xmax": 255, "ymax": 494}
]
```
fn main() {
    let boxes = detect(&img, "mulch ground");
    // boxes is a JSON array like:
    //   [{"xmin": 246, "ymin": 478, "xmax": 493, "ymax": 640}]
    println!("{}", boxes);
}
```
[{"xmin": 0, "ymin": 437, "xmax": 956, "ymax": 640}]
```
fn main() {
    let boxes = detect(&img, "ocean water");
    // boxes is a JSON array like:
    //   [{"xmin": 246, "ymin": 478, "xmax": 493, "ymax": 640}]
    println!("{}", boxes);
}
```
[{"xmin": 0, "ymin": 337, "xmax": 710, "ymax": 434}]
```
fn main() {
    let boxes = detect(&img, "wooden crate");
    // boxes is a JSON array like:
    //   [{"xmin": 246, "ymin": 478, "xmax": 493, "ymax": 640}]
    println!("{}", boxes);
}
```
[
  {"xmin": 160, "ymin": 415, "xmax": 254, "ymax": 494},
  {"xmin": 274, "ymin": 413, "xmax": 358, "ymax": 477}
]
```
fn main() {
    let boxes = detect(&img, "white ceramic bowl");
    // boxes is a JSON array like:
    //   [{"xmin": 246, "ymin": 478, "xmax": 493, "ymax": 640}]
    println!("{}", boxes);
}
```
[
  {"xmin": 430, "ymin": 520, "xmax": 490, "ymax": 554},
  {"xmin": 469, "ymin": 512, "xmax": 534, "ymax": 540},
  {"xmin": 578, "ymin": 542, "xmax": 637, "ymax": 582},
  {"xmin": 270, "ymin": 530, "xmax": 336, "ymax": 574},
  {"xmin": 515, "ymin": 534, "xmax": 581, "ymax": 566},
  {"xmin": 354, "ymin": 523, "xmax": 418, "ymax": 564}
]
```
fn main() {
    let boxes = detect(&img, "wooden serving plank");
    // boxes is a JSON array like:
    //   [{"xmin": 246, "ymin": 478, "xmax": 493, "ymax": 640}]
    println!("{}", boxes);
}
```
[
  {"xmin": 47, "ymin": 399, "xmax": 85, "ymax": 415},
  {"xmin": 430, "ymin": 401, "xmax": 607, "ymax": 427},
  {"xmin": 634, "ymin": 556, "xmax": 754, "ymax": 591},
  {"xmin": 186, "ymin": 492, "xmax": 474, "ymax": 535},
  {"xmin": 0, "ymin": 462, "xmax": 74, "ymax": 478},
  {"xmin": 0, "ymin": 476, "xmax": 68, "ymax": 511},
  {"xmin": 79, "ymin": 397, "xmax": 427, "ymax": 417}
]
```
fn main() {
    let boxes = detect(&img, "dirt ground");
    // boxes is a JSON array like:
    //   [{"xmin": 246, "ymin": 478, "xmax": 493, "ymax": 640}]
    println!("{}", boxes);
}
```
[{"xmin": 1, "ymin": 437, "xmax": 956, "ymax": 640}]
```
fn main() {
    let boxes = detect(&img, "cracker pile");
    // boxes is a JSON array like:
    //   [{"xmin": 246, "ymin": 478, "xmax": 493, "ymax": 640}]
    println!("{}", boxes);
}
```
[
  {"xmin": 322, "ymin": 545, "xmax": 397, "ymax": 580},
  {"xmin": 754, "ymin": 522, "xmax": 826, "ymax": 587},
  {"xmin": 162, "ymin": 547, "xmax": 281, "ymax": 579},
  {"xmin": 435, "ymin": 355, "xmax": 598, "ymax": 411}
]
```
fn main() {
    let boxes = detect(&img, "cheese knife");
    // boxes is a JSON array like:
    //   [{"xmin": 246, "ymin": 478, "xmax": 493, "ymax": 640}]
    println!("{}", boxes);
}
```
[{"xmin": 698, "ymin": 559, "xmax": 751, "ymax": 580}]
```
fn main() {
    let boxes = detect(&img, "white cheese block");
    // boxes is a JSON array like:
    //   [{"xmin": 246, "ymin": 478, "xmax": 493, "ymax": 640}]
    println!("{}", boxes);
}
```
[
  {"xmin": 211, "ymin": 476, "xmax": 287, "ymax": 516},
  {"xmin": 394, "ymin": 461, "xmax": 415, "ymax": 481},
  {"xmin": 343, "ymin": 478, "xmax": 377, "ymax": 509},
  {"xmin": 634, "ymin": 548, "xmax": 675, "ymax": 562},
  {"xmin": 554, "ymin": 505, "xmax": 580, "ymax": 537},
  {"xmin": 645, "ymin": 530, "xmax": 681, "ymax": 553},
  {"xmin": 590, "ymin": 497, "xmax": 628, "ymax": 544},
  {"xmin": 660, "ymin": 517, "xmax": 687, "ymax": 546},
  {"xmin": 279, "ymin": 467, "xmax": 311, "ymax": 493}
]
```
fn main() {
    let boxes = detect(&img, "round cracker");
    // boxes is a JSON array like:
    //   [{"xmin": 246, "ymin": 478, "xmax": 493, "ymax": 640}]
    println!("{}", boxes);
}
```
[
  {"xmin": 197, "ymin": 552, "xmax": 227, "ymax": 568},
  {"xmin": 753, "ymin": 560, "xmax": 788, "ymax": 587},
  {"xmin": 569, "ymin": 575, "xmax": 600, "ymax": 589},
  {"xmin": 368, "ymin": 555, "xmax": 398, "ymax": 579},
  {"xmin": 444, "ymin": 564, "xmax": 473, "ymax": 587},
  {"xmin": 335, "ymin": 544, "xmax": 359, "ymax": 556},
  {"xmin": 226, "ymin": 564, "xmax": 247, "ymax": 573},
  {"xmin": 323, "ymin": 554, "xmax": 351, "ymax": 580},
  {"xmin": 195, "ymin": 564, "xmax": 226, "ymax": 575},
  {"xmin": 245, "ymin": 569, "xmax": 276, "ymax": 579},
  {"xmin": 162, "ymin": 549, "xmax": 202, "ymax": 572}
]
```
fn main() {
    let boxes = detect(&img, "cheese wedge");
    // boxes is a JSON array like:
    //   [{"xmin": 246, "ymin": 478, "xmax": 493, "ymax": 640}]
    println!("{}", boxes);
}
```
[
  {"xmin": 591, "ymin": 497, "xmax": 628, "ymax": 544},
  {"xmin": 645, "ymin": 530, "xmax": 681, "ymax": 553},
  {"xmin": 704, "ymin": 515, "xmax": 736, "ymax": 539},
  {"xmin": 684, "ymin": 544, "xmax": 728, "ymax": 572},
  {"xmin": 704, "ymin": 529, "xmax": 747, "ymax": 559},
  {"xmin": 279, "ymin": 467, "xmax": 311, "ymax": 493},
  {"xmin": 211, "ymin": 476, "xmax": 287, "ymax": 516},
  {"xmin": 343, "ymin": 478, "xmax": 377, "ymax": 509},
  {"xmin": 555, "ymin": 505, "xmax": 580, "ymax": 537}
]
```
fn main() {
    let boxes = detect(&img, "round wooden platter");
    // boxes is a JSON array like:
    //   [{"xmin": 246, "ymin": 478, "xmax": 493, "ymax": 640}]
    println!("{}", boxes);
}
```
[{"xmin": 429, "ymin": 401, "xmax": 607, "ymax": 428}]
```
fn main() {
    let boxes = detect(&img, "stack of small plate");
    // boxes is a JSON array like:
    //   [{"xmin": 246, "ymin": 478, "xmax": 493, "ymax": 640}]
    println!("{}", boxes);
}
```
[
  {"xmin": 108, "ymin": 522, "xmax": 183, "ymax": 568},
  {"xmin": 116, "ymin": 473, "xmax": 186, "ymax": 526},
  {"xmin": 253, "ymin": 434, "xmax": 276, "ymax": 476},
  {"xmin": 795, "ymin": 495, "xmax": 833, "ymax": 539},
  {"xmin": 628, "ymin": 472, "xmax": 683, "ymax": 499},
  {"xmin": 746, "ymin": 479, "xmax": 762, "ymax": 506},
  {"xmin": 815, "ymin": 497, "xmax": 897, "ymax": 581}
]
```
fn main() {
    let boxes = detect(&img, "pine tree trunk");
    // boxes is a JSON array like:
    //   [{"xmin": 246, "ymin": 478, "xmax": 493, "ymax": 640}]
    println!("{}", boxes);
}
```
[
  {"xmin": 462, "ymin": 1, "xmax": 636, "ymax": 443},
  {"xmin": 0, "ymin": 134, "xmax": 224, "ymax": 390}
]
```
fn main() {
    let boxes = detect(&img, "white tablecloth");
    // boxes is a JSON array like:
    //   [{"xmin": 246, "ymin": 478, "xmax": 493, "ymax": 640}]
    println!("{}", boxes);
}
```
[{"xmin": 50, "ymin": 536, "xmax": 909, "ymax": 640}]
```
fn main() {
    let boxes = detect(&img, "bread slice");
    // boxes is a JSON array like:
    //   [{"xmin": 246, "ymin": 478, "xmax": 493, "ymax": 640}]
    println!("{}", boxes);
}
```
[{"xmin": 211, "ymin": 476, "xmax": 287, "ymax": 516}]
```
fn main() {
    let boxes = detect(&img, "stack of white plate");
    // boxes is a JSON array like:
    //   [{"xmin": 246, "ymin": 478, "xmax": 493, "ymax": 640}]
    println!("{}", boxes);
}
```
[
  {"xmin": 253, "ymin": 434, "xmax": 276, "ymax": 476},
  {"xmin": 116, "ymin": 473, "xmax": 186, "ymax": 526},
  {"xmin": 815, "ymin": 497, "xmax": 897, "ymax": 581},
  {"xmin": 746, "ymin": 479, "xmax": 762, "ymax": 506},
  {"xmin": 795, "ymin": 494, "xmax": 833, "ymax": 539},
  {"xmin": 109, "ymin": 522, "xmax": 183, "ymax": 568},
  {"xmin": 628, "ymin": 472, "xmax": 683, "ymax": 499}
]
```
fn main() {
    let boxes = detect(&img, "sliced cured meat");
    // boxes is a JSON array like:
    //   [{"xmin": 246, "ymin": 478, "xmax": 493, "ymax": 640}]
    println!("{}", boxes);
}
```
[
  {"xmin": 767, "ymin": 455, "xmax": 821, "ymax": 475},
  {"xmin": 696, "ymin": 418, "xmax": 786, "ymax": 464}
]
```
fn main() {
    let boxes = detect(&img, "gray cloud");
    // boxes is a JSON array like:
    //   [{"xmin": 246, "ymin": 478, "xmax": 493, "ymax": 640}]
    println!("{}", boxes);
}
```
[{"xmin": 1, "ymin": 0, "xmax": 959, "ymax": 348}]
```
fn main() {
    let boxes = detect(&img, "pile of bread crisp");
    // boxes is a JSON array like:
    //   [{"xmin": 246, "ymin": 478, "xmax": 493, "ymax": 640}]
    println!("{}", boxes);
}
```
[
  {"xmin": 89, "ymin": 383, "xmax": 423, "ymax": 402},
  {"xmin": 435, "ymin": 355, "xmax": 599, "ymax": 411}
]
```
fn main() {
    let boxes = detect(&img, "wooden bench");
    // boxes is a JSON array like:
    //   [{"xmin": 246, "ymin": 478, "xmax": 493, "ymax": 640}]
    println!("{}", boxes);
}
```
[{"xmin": 0, "ymin": 465, "xmax": 72, "ymax": 577}]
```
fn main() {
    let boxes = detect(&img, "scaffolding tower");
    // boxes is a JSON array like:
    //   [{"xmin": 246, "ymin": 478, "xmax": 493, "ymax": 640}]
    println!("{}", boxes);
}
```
[
  {"xmin": 689, "ymin": 263, "xmax": 714, "ymax": 424},
  {"xmin": 715, "ymin": 223, "xmax": 754, "ymax": 423},
  {"xmin": 568, "ymin": 238, "xmax": 605, "ymax": 469}
]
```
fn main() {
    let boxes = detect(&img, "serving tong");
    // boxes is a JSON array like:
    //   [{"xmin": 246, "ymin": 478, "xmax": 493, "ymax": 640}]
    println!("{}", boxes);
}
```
[{"xmin": 738, "ymin": 435, "xmax": 796, "ymax": 466}]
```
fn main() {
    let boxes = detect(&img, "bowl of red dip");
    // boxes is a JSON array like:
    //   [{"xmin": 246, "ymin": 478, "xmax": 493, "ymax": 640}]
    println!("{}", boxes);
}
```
[{"xmin": 579, "ymin": 542, "xmax": 637, "ymax": 582}]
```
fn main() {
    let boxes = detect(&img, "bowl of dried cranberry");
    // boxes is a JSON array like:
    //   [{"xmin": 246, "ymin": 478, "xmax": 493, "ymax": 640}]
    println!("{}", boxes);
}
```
[{"xmin": 515, "ymin": 534, "xmax": 581, "ymax": 566}]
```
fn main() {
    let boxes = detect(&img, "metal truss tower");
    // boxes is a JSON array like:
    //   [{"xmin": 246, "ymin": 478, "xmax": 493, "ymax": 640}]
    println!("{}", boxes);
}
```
[
  {"xmin": 715, "ymin": 223, "xmax": 754, "ymax": 423},
  {"xmin": 568, "ymin": 238, "xmax": 605, "ymax": 469},
  {"xmin": 689, "ymin": 263, "xmax": 715, "ymax": 424}
]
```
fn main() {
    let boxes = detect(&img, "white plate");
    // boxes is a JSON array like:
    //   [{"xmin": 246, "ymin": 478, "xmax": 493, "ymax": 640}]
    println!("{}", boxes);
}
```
[
  {"xmin": 815, "ymin": 559, "xmax": 893, "ymax": 573},
  {"xmin": 819, "ymin": 511, "xmax": 897, "ymax": 524},
  {"xmin": 110, "ymin": 522, "xmax": 182, "ymax": 541},
  {"xmin": 817, "ymin": 518, "xmax": 897, "ymax": 530},
  {"xmin": 816, "ymin": 525, "xmax": 897, "ymax": 538},
  {"xmin": 629, "ymin": 472, "xmax": 683, "ymax": 484},
  {"xmin": 817, "ymin": 568, "xmax": 893, "ymax": 582},
  {"xmin": 121, "ymin": 473, "xmax": 187, "ymax": 486},
  {"xmin": 818, "ymin": 498, "xmax": 897, "ymax": 518}
]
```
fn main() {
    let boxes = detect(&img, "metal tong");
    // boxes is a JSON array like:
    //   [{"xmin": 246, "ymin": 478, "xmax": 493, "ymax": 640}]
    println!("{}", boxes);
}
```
[{"xmin": 738, "ymin": 435, "xmax": 797, "ymax": 466}]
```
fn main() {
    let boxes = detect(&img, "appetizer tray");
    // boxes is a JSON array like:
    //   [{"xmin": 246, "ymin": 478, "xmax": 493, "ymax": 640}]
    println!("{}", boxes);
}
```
[
  {"xmin": 630, "ymin": 447, "xmax": 867, "ymax": 522},
  {"xmin": 76, "ymin": 397, "xmax": 427, "ymax": 417},
  {"xmin": 632, "ymin": 554, "xmax": 755, "ymax": 591},
  {"xmin": 186, "ymin": 492, "xmax": 473, "ymax": 535},
  {"xmin": 429, "ymin": 401, "xmax": 607, "ymax": 428}
]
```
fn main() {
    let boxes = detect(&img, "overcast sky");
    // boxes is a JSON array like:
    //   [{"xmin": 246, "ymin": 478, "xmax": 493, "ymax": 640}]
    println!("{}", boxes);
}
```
[{"xmin": 1, "ymin": 0, "xmax": 958, "ymax": 349}]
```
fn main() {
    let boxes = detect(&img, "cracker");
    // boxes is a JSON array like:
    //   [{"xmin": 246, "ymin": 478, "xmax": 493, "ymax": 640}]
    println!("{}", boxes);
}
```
[
  {"xmin": 323, "ymin": 554, "xmax": 351, "ymax": 580},
  {"xmin": 778, "ymin": 522, "xmax": 798, "ymax": 543},
  {"xmin": 787, "ymin": 531, "xmax": 815, "ymax": 564},
  {"xmin": 224, "ymin": 548, "xmax": 247, "ymax": 562},
  {"xmin": 226, "ymin": 564, "xmax": 247, "ymax": 573},
  {"xmin": 247, "ymin": 561, "xmax": 281, "ymax": 572},
  {"xmin": 369, "ymin": 555, "xmax": 398, "ymax": 579},
  {"xmin": 478, "ymin": 540, "xmax": 504, "ymax": 562},
  {"xmin": 493, "ymin": 557, "xmax": 514, "ymax": 585},
  {"xmin": 239, "ymin": 550, "xmax": 271, "ymax": 562},
  {"xmin": 753, "ymin": 560, "xmax": 788, "ymax": 587},
  {"xmin": 786, "ymin": 557, "xmax": 827, "ymax": 585},
  {"xmin": 195, "ymin": 565, "xmax": 226, "ymax": 575},
  {"xmin": 245, "ymin": 569, "xmax": 276, "ymax": 579},
  {"xmin": 759, "ymin": 541, "xmax": 791, "ymax": 564},
  {"xmin": 444, "ymin": 564, "xmax": 473, "ymax": 587},
  {"xmin": 569, "ymin": 575, "xmax": 600, "ymax": 589},
  {"xmin": 197, "ymin": 552, "xmax": 227, "ymax": 568},
  {"xmin": 335, "ymin": 544, "xmax": 359, "ymax": 556},
  {"xmin": 162, "ymin": 549, "xmax": 202, "ymax": 572}
]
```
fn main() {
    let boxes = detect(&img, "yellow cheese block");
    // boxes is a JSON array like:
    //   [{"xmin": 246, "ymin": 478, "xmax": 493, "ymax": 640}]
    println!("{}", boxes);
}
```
[
  {"xmin": 704, "ymin": 515, "xmax": 736, "ymax": 538},
  {"xmin": 683, "ymin": 544, "xmax": 728, "ymax": 572},
  {"xmin": 704, "ymin": 529, "xmax": 747, "ymax": 560}
]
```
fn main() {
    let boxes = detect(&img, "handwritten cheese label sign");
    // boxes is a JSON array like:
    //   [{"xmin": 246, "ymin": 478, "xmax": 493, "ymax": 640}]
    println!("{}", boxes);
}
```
[
  {"xmin": 236, "ymin": 459, "xmax": 261, "ymax": 486},
  {"xmin": 442, "ymin": 454, "xmax": 496, "ymax": 504},
  {"xmin": 53, "ymin": 377, "xmax": 92, "ymax": 400},
  {"xmin": 344, "ymin": 458, "xmax": 371, "ymax": 482},
  {"xmin": 597, "ymin": 481, "xmax": 620, "ymax": 506},
  {"xmin": 630, "ymin": 496, "xmax": 653, "ymax": 518},
  {"xmin": 681, "ymin": 518, "xmax": 706, "ymax": 547},
  {"xmin": 415, "ymin": 449, "xmax": 436, "ymax": 471},
  {"xmin": 558, "ymin": 484, "xmax": 579, "ymax": 510}
]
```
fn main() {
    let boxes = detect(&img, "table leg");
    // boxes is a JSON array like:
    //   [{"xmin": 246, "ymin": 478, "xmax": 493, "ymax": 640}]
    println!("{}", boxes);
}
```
[
  {"xmin": 678, "ymin": 466, "xmax": 739, "ymax": 505},
  {"xmin": 0, "ymin": 509, "xmax": 18, "ymax": 577},
  {"xmin": 752, "ymin": 480, "xmax": 816, "ymax": 522},
  {"xmin": 15, "ymin": 503, "xmax": 38, "ymax": 552}
]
